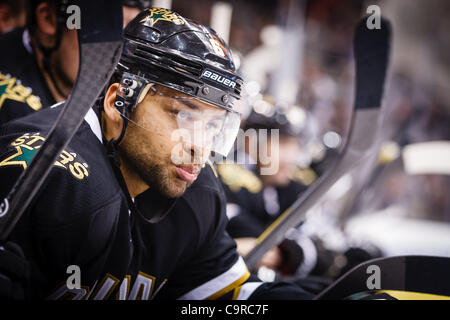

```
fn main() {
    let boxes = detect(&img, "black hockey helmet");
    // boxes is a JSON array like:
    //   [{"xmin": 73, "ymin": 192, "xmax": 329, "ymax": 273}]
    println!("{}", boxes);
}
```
[
  {"xmin": 114, "ymin": 7, "xmax": 243, "ymax": 113},
  {"xmin": 112, "ymin": 8, "xmax": 243, "ymax": 157}
]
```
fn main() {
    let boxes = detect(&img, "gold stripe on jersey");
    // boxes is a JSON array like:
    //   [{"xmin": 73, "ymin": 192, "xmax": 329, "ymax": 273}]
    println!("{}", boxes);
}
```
[
  {"xmin": 178, "ymin": 256, "xmax": 250, "ymax": 300},
  {"xmin": 206, "ymin": 270, "xmax": 250, "ymax": 300},
  {"xmin": 376, "ymin": 290, "xmax": 450, "ymax": 300},
  {"xmin": 232, "ymin": 286, "xmax": 241, "ymax": 300}
]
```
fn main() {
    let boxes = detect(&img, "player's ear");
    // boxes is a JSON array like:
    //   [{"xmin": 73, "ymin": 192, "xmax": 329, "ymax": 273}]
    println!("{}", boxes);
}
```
[
  {"xmin": 35, "ymin": 2, "xmax": 57, "ymax": 36},
  {"xmin": 102, "ymin": 83, "xmax": 124, "ymax": 141}
]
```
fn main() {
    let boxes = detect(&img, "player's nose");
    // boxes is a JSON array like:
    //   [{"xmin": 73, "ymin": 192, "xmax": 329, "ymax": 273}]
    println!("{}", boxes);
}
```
[{"xmin": 183, "ymin": 140, "xmax": 211, "ymax": 165}]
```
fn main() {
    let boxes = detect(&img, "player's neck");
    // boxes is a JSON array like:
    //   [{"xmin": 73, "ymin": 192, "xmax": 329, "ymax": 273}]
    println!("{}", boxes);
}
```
[{"xmin": 31, "ymin": 38, "xmax": 72, "ymax": 102}]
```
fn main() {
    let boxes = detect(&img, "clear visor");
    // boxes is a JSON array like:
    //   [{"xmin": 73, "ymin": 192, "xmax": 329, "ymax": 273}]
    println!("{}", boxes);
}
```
[{"xmin": 116, "ymin": 75, "xmax": 241, "ymax": 162}]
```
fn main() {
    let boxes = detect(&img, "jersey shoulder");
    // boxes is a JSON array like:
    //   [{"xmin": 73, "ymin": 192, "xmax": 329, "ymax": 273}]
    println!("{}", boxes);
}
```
[{"xmin": 0, "ymin": 106, "xmax": 122, "ymax": 226}]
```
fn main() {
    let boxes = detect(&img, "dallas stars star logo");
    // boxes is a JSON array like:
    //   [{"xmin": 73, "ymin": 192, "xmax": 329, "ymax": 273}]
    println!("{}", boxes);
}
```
[
  {"xmin": 0, "ymin": 76, "xmax": 21, "ymax": 108},
  {"xmin": 0, "ymin": 73, "xmax": 42, "ymax": 111},
  {"xmin": 0, "ymin": 144, "xmax": 38, "ymax": 170},
  {"xmin": 140, "ymin": 8, "xmax": 185, "ymax": 27}
]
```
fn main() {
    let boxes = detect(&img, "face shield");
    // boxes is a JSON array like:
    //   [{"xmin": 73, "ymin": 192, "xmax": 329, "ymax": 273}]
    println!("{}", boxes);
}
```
[{"xmin": 114, "ymin": 73, "xmax": 241, "ymax": 161}]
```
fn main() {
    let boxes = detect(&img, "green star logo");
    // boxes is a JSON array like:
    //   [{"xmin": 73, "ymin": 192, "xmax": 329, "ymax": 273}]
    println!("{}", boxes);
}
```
[
  {"xmin": 150, "ymin": 11, "xmax": 165, "ymax": 22},
  {"xmin": 0, "ymin": 144, "xmax": 39, "ymax": 170},
  {"xmin": 0, "ymin": 82, "xmax": 7, "ymax": 96}
]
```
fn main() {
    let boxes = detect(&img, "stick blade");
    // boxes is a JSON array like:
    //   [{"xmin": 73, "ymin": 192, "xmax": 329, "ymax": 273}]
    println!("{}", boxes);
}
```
[
  {"xmin": 354, "ymin": 16, "xmax": 392, "ymax": 110},
  {"xmin": 77, "ymin": 0, "xmax": 123, "ymax": 43},
  {"xmin": 315, "ymin": 256, "xmax": 450, "ymax": 299}
]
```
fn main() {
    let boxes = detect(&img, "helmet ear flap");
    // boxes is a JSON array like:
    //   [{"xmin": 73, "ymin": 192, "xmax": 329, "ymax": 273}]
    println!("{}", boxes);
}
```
[
  {"xmin": 114, "ymin": 73, "xmax": 150, "ymax": 116},
  {"xmin": 114, "ymin": 94, "xmax": 127, "ymax": 116}
]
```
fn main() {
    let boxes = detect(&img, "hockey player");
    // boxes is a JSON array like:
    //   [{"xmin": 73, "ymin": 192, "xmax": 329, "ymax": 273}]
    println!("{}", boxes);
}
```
[
  {"xmin": 0, "ymin": 8, "xmax": 312, "ymax": 299},
  {"xmin": 0, "ymin": 0, "xmax": 150, "ymax": 125},
  {"xmin": 0, "ymin": 0, "xmax": 79, "ymax": 124}
]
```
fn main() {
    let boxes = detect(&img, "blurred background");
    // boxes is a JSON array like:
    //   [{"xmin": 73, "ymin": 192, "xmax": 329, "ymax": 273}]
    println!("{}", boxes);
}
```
[
  {"xmin": 170, "ymin": 0, "xmax": 450, "ymax": 262},
  {"xmin": 1, "ymin": 0, "xmax": 448, "ymax": 282}
]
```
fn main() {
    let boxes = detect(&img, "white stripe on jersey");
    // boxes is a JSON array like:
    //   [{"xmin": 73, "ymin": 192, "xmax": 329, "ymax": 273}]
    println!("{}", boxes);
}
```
[
  {"xmin": 84, "ymin": 108, "xmax": 103, "ymax": 143},
  {"xmin": 177, "ymin": 256, "xmax": 248, "ymax": 300},
  {"xmin": 235, "ymin": 282, "xmax": 264, "ymax": 300},
  {"xmin": 22, "ymin": 29, "xmax": 33, "ymax": 54},
  {"xmin": 47, "ymin": 86, "xmax": 100, "ymax": 145}
]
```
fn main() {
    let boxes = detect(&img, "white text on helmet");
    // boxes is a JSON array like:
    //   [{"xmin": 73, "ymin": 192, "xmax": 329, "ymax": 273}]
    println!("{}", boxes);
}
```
[{"xmin": 201, "ymin": 70, "xmax": 236, "ymax": 89}]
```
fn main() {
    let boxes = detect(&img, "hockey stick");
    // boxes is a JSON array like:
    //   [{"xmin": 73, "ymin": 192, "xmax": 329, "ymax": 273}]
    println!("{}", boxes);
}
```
[
  {"xmin": 0, "ymin": 0, "xmax": 123, "ymax": 242},
  {"xmin": 314, "ymin": 255, "xmax": 450, "ymax": 299},
  {"xmin": 244, "ymin": 16, "xmax": 392, "ymax": 271}
]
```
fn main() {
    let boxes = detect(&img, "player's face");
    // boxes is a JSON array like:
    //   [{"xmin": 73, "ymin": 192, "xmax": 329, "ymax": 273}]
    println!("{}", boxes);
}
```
[
  {"xmin": 33, "ymin": 2, "xmax": 79, "ymax": 99},
  {"xmin": 119, "ymin": 86, "xmax": 225, "ymax": 198}
]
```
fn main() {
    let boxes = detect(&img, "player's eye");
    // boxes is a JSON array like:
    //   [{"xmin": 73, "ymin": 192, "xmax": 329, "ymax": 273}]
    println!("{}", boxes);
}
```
[
  {"xmin": 165, "ymin": 101, "xmax": 182, "ymax": 116},
  {"xmin": 177, "ymin": 110, "xmax": 197, "ymax": 123}
]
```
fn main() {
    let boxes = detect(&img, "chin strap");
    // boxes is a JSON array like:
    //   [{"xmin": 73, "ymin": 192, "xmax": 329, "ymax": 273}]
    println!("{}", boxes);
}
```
[
  {"xmin": 99, "ymin": 76, "xmax": 176, "ymax": 223},
  {"xmin": 103, "ymin": 115, "xmax": 177, "ymax": 224},
  {"xmin": 37, "ymin": 3, "xmax": 69, "ymax": 100},
  {"xmin": 41, "ymin": 50, "xmax": 68, "ymax": 99}
]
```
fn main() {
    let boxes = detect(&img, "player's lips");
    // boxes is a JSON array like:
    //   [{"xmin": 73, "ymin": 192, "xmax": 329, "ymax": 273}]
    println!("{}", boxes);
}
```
[{"xmin": 175, "ymin": 165, "xmax": 201, "ymax": 183}]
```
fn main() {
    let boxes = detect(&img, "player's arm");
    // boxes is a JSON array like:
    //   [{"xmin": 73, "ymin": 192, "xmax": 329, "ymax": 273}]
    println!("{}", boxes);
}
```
[{"xmin": 159, "ymin": 179, "xmax": 312, "ymax": 300}]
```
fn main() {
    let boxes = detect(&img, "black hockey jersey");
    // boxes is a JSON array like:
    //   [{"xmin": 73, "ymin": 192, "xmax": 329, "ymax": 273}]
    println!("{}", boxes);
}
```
[
  {"xmin": 0, "ymin": 28, "xmax": 55, "ymax": 125},
  {"xmin": 0, "ymin": 106, "xmax": 312, "ymax": 300},
  {"xmin": 0, "ymin": 106, "xmax": 132, "ymax": 299},
  {"xmin": 130, "ymin": 161, "xmax": 311, "ymax": 300}
]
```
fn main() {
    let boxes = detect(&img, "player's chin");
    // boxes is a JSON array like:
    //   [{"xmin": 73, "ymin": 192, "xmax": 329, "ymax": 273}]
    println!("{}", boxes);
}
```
[
  {"xmin": 161, "ymin": 168, "xmax": 193, "ymax": 198},
  {"xmin": 165, "ymin": 178, "xmax": 191, "ymax": 198}
]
